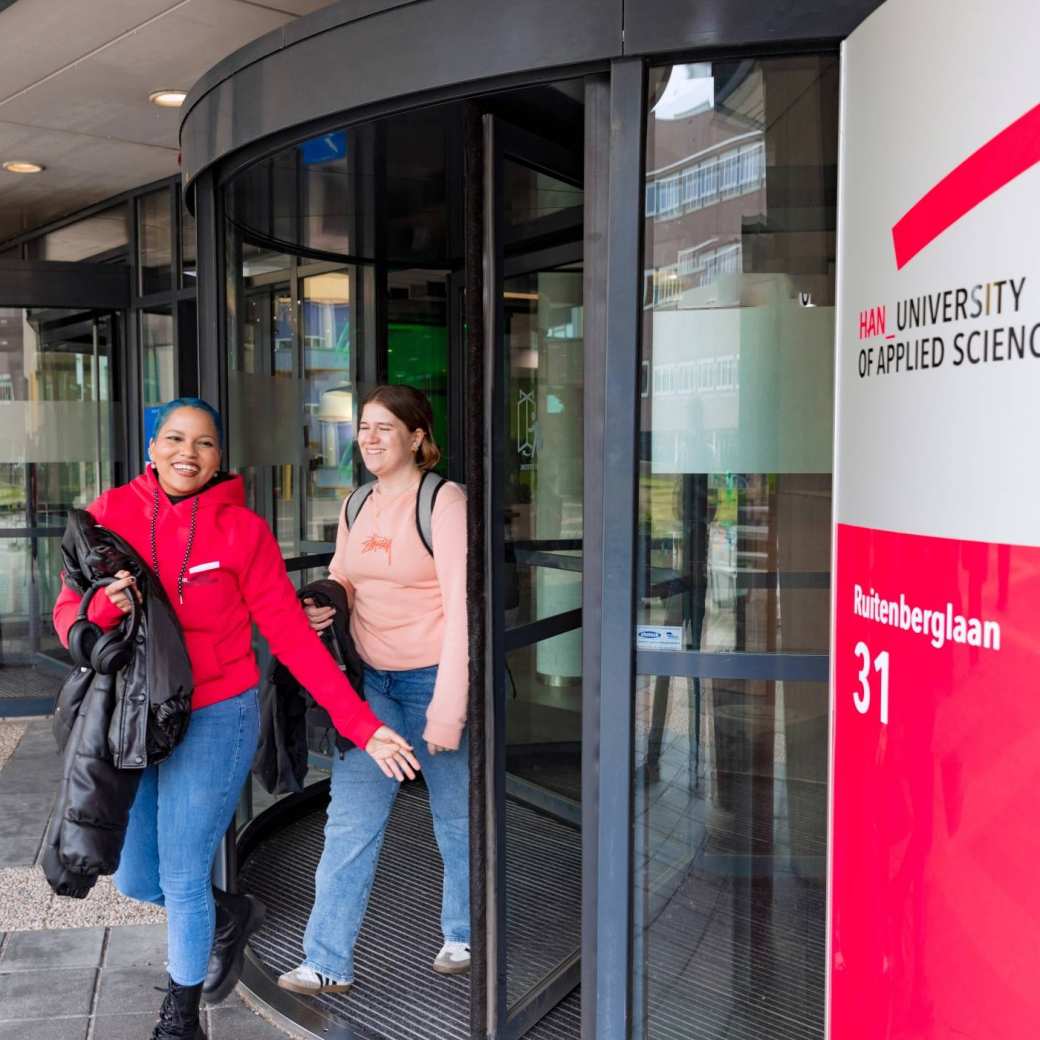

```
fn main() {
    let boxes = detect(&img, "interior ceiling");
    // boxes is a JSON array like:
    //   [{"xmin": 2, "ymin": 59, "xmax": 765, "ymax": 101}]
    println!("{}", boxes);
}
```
[{"xmin": 0, "ymin": 0, "xmax": 340, "ymax": 246}]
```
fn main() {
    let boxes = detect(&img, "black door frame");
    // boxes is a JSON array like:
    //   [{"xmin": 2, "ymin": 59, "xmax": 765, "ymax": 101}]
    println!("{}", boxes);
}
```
[{"xmin": 481, "ymin": 108, "xmax": 588, "ymax": 1039}]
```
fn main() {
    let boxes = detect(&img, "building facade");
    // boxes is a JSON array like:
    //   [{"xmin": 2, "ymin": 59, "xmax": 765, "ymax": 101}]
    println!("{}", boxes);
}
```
[{"xmin": 0, "ymin": 2, "xmax": 887, "ymax": 1038}]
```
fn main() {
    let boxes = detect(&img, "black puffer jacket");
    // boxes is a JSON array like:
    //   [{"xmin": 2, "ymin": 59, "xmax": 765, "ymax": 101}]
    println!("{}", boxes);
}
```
[
  {"xmin": 41, "ymin": 510, "xmax": 193, "ymax": 898},
  {"xmin": 253, "ymin": 578, "xmax": 365, "ymax": 795}
]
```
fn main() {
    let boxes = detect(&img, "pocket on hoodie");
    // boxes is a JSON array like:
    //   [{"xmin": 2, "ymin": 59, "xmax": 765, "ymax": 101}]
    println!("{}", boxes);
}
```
[{"xmin": 185, "ymin": 631, "xmax": 223, "ymax": 685}]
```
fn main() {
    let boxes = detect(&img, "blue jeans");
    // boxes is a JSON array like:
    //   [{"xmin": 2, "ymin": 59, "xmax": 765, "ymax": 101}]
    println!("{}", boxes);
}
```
[
  {"xmin": 113, "ymin": 688, "xmax": 260, "ymax": 985},
  {"xmin": 303, "ymin": 665, "xmax": 470, "ymax": 981}
]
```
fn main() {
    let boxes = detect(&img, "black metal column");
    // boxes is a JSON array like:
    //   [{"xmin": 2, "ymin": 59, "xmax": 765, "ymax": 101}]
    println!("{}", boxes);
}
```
[
  {"xmin": 192, "ymin": 169, "xmax": 228, "ymax": 425},
  {"xmin": 463, "ymin": 99, "xmax": 489, "ymax": 1040},
  {"xmin": 595, "ymin": 57, "xmax": 645, "ymax": 1040},
  {"xmin": 580, "ymin": 71, "xmax": 610, "ymax": 1040}
]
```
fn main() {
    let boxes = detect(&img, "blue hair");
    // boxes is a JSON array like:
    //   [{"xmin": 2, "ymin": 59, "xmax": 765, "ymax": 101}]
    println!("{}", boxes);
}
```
[{"xmin": 150, "ymin": 397, "xmax": 224, "ymax": 448}]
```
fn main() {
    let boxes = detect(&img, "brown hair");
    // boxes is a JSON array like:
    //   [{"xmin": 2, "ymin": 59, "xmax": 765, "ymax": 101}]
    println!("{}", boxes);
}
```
[{"xmin": 360, "ymin": 384, "xmax": 442, "ymax": 472}]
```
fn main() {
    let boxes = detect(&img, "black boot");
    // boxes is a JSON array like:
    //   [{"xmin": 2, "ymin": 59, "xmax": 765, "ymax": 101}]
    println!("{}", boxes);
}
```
[
  {"xmin": 151, "ymin": 977, "xmax": 206, "ymax": 1039},
  {"xmin": 202, "ymin": 887, "xmax": 266, "ymax": 1006}
]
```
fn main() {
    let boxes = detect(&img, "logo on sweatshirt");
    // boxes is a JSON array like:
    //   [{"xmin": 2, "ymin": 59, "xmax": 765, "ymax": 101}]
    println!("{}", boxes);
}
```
[{"xmin": 361, "ymin": 533, "xmax": 392, "ymax": 564}]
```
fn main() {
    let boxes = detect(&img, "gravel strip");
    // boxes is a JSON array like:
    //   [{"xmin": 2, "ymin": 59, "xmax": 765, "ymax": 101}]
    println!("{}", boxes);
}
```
[
  {"xmin": 0, "ymin": 720, "xmax": 29, "ymax": 772},
  {"xmin": 0, "ymin": 869, "xmax": 166, "ymax": 932}
]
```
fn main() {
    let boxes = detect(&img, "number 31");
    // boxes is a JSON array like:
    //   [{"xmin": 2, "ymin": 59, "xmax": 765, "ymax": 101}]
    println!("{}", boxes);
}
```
[{"xmin": 853, "ymin": 641, "xmax": 890, "ymax": 724}]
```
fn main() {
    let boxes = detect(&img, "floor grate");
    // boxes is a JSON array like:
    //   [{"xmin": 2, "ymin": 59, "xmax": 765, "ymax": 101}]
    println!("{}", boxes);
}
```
[{"xmin": 239, "ymin": 781, "xmax": 581, "ymax": 1040}]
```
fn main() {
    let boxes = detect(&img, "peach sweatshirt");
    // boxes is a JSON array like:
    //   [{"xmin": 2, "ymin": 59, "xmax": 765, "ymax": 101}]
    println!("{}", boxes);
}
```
[{"xmin": 328, "ymin": 480, "xmax": 469, "ymax": 749}]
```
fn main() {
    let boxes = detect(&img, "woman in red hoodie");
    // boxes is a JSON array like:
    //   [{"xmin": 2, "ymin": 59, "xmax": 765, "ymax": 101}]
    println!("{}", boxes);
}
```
[{"xmin": 52, "ymin": 398, "xmax": 419, "ymax": 1040}]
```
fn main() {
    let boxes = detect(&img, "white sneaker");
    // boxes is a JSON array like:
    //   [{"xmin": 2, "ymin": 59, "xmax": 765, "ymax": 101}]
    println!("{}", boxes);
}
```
[
  {"xmin": 277, "ymin": 964, "xmax": 353, "ymax": 994},
  {"xmin": 432, "ymin": 941, "xmax": 471, "ymax": 975}
]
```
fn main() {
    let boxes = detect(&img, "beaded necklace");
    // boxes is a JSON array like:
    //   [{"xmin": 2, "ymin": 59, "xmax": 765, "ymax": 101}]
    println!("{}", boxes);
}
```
[{"xmin": 150, "ymin": 486, "xmax": 199, "ymax": 604}]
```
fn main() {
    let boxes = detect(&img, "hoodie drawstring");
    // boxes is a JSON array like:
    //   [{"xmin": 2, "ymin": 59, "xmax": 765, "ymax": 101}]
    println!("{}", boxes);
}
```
[{"xmin": 151, "ymin": 487, "xmax": 200, "ymax": 604}]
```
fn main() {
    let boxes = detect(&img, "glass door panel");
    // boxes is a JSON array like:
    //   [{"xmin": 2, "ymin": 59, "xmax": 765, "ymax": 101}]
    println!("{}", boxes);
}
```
[
  {"xmin": 488, "ymin": 120, "xmax": 584, "ymax": 1037},
  {"xmin": 0, "ymin": 306, "xmax": 119, "ymax": 705},
  {"xmin": 632, "ymin": 55, "xmax": 839, "ymax": 1040},
  {"xmin": 501, "ymin": 263, "xmax": 584, "ymax": 1012}
]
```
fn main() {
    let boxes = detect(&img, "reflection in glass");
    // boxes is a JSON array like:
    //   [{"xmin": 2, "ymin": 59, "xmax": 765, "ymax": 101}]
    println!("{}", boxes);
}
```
[
  {"xmin": 500, "ymin": 245, "xmax": 584, "ymax": 1009},
  {"xmin": 228, "ymin": 250, "xmax": 367, "ymax": 554},
  {"xmin": 505, "ymin": 165, "xmax": 583, "ymax": 231},
  {"xmin": 138, "ymin": 189, "xmax": 172, "ymax": 295},
  {"xmin": 638, "ymin": 55, "xmax": 837, "ymax": 656},
  {"xmin": 503, "ymin": 268, "xmax": 584, "ymax": 631},
  {"xmin": 227, "ymin": 107, "xmax": 453, "ymax": 265},
  {"xmin": 387, "ymin": 270, "xmax": 450, "ymax": 471},
  {"xmin": 0, "ymin": 307, "xmax": 117, "ymax": 666},
  {"xmin": 302, "ymin": 269, "xmax": 354, "ymax": 543},
  {"xmin": 633, "ymin": 675, "xmax": 828, "ymax": 1039},
  {"xmin": 634, "ymin": 55, "xmax": 838, "ymax": 1040},
  {"xmin": 141, "ymin": 310, "xmax": 175, "ymax": 408}
]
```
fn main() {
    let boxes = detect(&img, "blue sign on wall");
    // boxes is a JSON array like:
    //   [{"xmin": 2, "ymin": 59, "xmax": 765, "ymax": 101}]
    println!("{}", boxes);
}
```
[{"xmin": 143, "ymin": 404, "xmax": 163, "ymax": 452}]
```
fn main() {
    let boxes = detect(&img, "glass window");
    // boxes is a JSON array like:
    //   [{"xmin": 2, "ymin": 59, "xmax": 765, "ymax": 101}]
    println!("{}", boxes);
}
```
[
  {"xmin": 227, "ymin": 105, "xmax": 454, "ymax": 266},
  {"xmin": 141, "ymin": 310, "xmax": 176, "ymax": 445},
  {"xmin": 0, "ymin": 307, "xmax": 119, "ymax": 665},
  {"xmin": 25, "ymin": 205, "xmax": 129, "ymax": 262},
  {"xmin": 138, "ymin": 189, "xmax": 172, "ymax": 295},
  {"xmin": 633, "ymin": 54, "xmax": 839, "ymax": 1040},
  {"xmin": 227, "ymin": 247, "xmax": 373, "ymax": 555},
  {"xmin": 301, "ymin": 268, "xmax": 355, "ymax": 543},
  {"xmin": 386, "ymin": 269, "xmax": 450, "ymax": 472}
]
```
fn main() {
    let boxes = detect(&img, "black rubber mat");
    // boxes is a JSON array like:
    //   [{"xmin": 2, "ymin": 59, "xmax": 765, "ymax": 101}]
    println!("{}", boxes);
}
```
[{"xmin": 239, "ymin": 780, "xmax": 581, "ymax": 1040}]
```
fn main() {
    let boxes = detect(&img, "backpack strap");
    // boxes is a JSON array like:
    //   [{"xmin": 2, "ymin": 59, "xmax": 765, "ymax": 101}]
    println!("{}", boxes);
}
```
[
  {"xmin": 415, "ymin": 471, "xmax": 447, "ymax": 557},
  {"xmin": 347, "ymin": 473, "xmax": 452, "ymax": 558},
  {"xmin": 344, "ymin": 481, "xmax": 376, "ymax": 530}
]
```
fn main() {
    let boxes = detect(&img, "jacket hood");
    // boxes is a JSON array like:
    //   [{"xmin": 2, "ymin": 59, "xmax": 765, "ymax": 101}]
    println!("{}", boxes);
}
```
[{"xmin": 134, "ymin": 465, "xmax": 246, "ymax": 512}]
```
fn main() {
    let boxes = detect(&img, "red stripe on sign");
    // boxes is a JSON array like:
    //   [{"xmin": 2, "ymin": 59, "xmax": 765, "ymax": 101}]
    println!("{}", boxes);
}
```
[{"xmin": 891, "ymin": 102, "xmax": 1040, "ymax": 269}]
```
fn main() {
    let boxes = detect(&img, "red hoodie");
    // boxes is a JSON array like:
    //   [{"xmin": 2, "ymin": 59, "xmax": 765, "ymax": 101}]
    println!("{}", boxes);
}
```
[{"xmin": 52, "ymin": 467, "xmax": 381, "ymax": 749}]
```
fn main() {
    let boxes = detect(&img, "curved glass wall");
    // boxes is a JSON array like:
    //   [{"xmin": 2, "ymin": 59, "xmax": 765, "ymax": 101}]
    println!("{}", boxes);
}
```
[{"xmin": 632, "ymin": 55, "xmax": 838, "ymax": 1040}]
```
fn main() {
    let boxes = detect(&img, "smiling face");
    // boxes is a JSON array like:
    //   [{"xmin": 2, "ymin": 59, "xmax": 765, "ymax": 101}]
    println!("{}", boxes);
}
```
[
  {"xmin": 149, "ymin": 407, "xmax": 221, "ymax": 497},
  {"xmin": 356, "ymin": 401, "xmax": 424, "ymax": 480}
]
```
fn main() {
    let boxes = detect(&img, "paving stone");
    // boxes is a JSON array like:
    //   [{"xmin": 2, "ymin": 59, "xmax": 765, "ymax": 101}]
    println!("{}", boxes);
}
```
[
  {"xmin": 12, "ymin": 724, "xmax": 58, "ymax": 747},
  {"xmin": 104, "ymin": 923, "xmax": 168, "ymax": 968},
  {"xmin": 88, "ymin": 1013, "xmax": 159, "ymax": 1040},
  {"xmin": 0, "ymin": 1018, "xmax": 88, "ymax": 1040},
  {"xmin": 0, "ymin": 792, "xmax": 57, "ymax": 820},
  {"xmin": 0, "ymin": 834, "xmax": 43, "ymax": 868},
  {"xmin": 94, "ymin": 965, "xmax": 168, "ymax": 1015},
  {"xmin": 0, "ymin": 928, "xmax": 104, "ymax": 970},
  {"xmin": 0, "ymin": 766, "xmax": 62, "ymax": 797},
  {"xmin": 0, "ymin": 967, "xmax": 95, "ymax": 1020},
  {"xmin": 210, "ymin": 1002, "xmax": 293, "ymax": 1039},
  {"xmin": 0, "ymin": 811, "xmax": 48, "ymax": 847}
]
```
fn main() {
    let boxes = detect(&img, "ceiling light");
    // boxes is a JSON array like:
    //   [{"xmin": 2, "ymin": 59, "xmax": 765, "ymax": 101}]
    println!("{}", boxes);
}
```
[
  {"xmin": 2, "ymin": 161, "xmax": 44, "ymax": 174},
  {"xmin": 149, "ymin": 90, "xmax": 187, "ymax": 108}
]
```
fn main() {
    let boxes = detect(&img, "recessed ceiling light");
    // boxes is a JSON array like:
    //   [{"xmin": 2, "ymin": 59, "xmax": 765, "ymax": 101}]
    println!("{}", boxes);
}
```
[
  {"xmin": 2, "ymin": 161, "xmax": 44, "ymax": 174},
  {"xmin": 149, "ymin": 90, "xmax": 187, "ymax": 108}
]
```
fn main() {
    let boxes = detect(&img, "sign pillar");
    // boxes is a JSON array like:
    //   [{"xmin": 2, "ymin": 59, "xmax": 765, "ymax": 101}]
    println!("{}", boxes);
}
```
[{"xmin": 830, "ymin": 1, "xmax": 1040, "ymax": 1036}]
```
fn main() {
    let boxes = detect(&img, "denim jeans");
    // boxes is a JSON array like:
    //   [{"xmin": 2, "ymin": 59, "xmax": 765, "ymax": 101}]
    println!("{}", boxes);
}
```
[
  {"xmin": 113, "ymin": 688, "xmax": 260, "ymax": 985},
  {"xmin": 303, "ymin": 665, "xmax": 470, "ymax": 982}
]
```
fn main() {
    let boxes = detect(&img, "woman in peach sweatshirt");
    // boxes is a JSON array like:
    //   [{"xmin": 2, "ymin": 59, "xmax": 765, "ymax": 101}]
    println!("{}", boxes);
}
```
[{"xmin": 279, "ymin": 384, "xmax": 470, "ymax": 995}]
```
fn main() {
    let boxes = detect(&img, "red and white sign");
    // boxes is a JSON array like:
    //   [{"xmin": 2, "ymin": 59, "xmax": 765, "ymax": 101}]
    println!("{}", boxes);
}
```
[{"xmin": 830, "ymin": 1, "xmax": 1040, "ymax": 1037}]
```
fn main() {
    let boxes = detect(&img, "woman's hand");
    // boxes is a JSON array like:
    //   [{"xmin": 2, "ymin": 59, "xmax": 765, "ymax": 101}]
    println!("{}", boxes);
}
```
[
  {"xmin": 365, "ymin": 726, "xmax": 422, "ymax": 781},
  {"xmin": 302, "ymin": 597, "xmax": 335, "ymax": 632},
  {"xmin": 104, "ymin": 570, "xmax": 139, "ymax": 614},
  {"xmin": 426, "ymin": 741, "xmax": 453, "ymax": 756}
]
